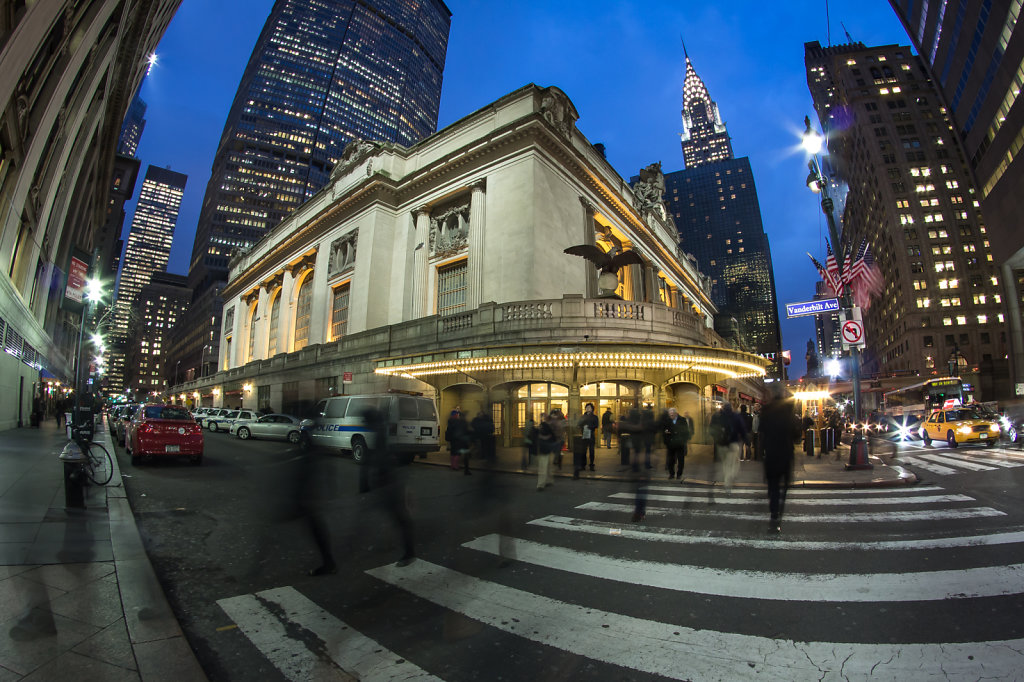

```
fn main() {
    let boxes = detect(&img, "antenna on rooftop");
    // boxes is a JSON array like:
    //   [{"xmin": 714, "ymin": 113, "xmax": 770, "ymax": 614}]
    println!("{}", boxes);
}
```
[
  {"xmin": 826, "ymin": 0, "xmax": 831, "ymax": 46},
  {"xmin": 680, "ymin": 34, "xmax": 689, "ymax": 59},
  {"xmin": 841, "ymin": 21, "xmax": 855, "ymax": 44}
]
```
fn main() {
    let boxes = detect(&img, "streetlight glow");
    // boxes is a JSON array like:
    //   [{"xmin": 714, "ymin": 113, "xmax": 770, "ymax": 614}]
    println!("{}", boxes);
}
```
[
  {"xmin": 825, "ymin": 358, "xmax": 841, "ymax": 377},
  {"xmin": 801, "ymin": 115, "xmax": 823, "ymax": 154}
]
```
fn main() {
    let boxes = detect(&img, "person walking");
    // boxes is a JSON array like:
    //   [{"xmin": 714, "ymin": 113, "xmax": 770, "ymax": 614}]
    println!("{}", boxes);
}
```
[
  {"xmin": 710, "ymin": 402, "xmax": 746, "ymax": 495},
  {"xmin": 361, "ymin": 406, "xmax": 416, "ymax": 566},
  {"xmin": 662, "ymin": 407, "xmax": 691, "ymax": 480},
  {"xmin": 536, "ymin": 411, "xmax": 558, "ymax": 490},
  {"xmin": 601, "ymin": 407, "xmax": 614, "ymax": 449},
  {"xmin": 445, "ymin": 409, "xmax": 471, "ymax": 474},
  {"xmin": 471, "ymin": 409, "xmax": 496, "ymax": 463},
  {"xmin": 576, "ymin": 403, "xmax": 599, "ymax": 476},
  {"xmin": 739, "ymin": 405, "xmax": 754, "ymax": 460},
  {"xmin": 522, "ymin": 416, "xmax": 538, "ymax": 468},
  {"xmin": 640, "ymin": 404, "xmax": 656, "ymax": 469},
  {"xmin": 760, "ymin": 390, "xmax": 801, "ymax": 532},
  {"xmin": 751, "ymin": 406, "xmax": 761, "ymax": 460},
  {"xmin": 550, "ymin": 408, "xmax": 566, "ymax": 470}
]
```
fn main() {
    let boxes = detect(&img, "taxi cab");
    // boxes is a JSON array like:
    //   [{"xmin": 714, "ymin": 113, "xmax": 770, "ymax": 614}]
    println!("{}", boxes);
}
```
[{"xmin": 919, "ymin": 402, "xmax": 1000, "ymax": 448}]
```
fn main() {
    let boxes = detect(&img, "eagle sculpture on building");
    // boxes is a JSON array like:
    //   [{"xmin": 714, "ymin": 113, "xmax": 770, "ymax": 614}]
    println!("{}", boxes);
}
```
[{"xmin": 563, "ymin": 244, "xmax": 644, "ymax": 297}]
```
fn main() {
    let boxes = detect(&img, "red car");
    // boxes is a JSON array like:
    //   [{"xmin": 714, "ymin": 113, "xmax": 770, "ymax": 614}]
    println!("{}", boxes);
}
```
[{"xmin": 126, "ymin": 404, "xmax": 204, "ymax": 466}]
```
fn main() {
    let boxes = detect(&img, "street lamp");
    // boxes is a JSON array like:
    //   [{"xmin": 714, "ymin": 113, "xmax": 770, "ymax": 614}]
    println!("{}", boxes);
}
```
[
  {"xmin": 802, "ymin": 117, "xmax": 870, "ymax": 469},
  {"xmin": 174, "ymin": 360, "xmax": 180, "ymax": 387}
]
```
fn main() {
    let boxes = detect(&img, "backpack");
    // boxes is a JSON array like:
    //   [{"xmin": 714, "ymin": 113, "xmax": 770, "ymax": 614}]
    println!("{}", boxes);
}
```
[{"xmin": 710, "ymin": 412, "xmax": 734, "ymax": 446}]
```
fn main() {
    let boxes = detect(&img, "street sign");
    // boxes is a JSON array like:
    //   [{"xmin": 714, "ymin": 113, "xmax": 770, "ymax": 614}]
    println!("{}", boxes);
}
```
[
  {"xmin": 343, "ymin": 371, "xmax": 353, "ymax": 384},
  {"xmin": 785, "ymin": 298, "xmax": 839, "ymax": 318},
  {"xmin": 841, "ymin": 319, "xmax": 865, "ymax": 348}
]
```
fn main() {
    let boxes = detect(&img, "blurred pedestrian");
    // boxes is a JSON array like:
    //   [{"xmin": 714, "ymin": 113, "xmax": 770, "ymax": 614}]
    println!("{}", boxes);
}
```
[
  {"xmin": 550, "ymin": 408, "xmax": 566, "ymax": 470},
  {"xmin": 601, "ymin": 407, "xmax": 614, "ymax": 448},
  {"xmin": 522, "ymin": 416, "xmax": 538, "ymax": 468},
  {"xmin": 751, "ymin": 406, "xmax": 761, "ymax": 460},
  {"xmin": 618, "ymin": 407, "xmax": 642, "ymax": 471},
  {"xmin": 759, "ymin": 390, "xmax": 801, "ymax": 533},
  {"xmin": 575, "ymin": 403, "xmax": 599, "ymax": 477},
  {"xmin": 471, "ymin": 409, "xmax": 495, "ymax": 462},
  {"xmin": 710, "ymin": 402, "xmax": 746, "ymax": 496},
  {"xmin": 445, "ymin": 409, "xmax": 471, "ymax": 475},
  {"xmin": 662, "ymin": 407, "xmax": 691, "ymax": 480},
  {"xmin": 536, "ymin": 411, "xmax": 558, "ymax": 490},
  {"xmin": 739, "ymin": 405, "xmax": 754, "ymax": 460},
  {"xmin": 361, "ymin": 407, "xmax": 416, "ymax": 565},
  {"xmin": 640, "ymin": 404, "xmax": 656, "ymax": 469}
]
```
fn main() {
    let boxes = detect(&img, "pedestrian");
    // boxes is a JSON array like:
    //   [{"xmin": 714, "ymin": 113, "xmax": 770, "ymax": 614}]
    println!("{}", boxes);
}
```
[
  {"xmin": 739, "ymin": 405, "xmax": 754, "ymax": 460},
  {"xmin": 709, "ymin": 402, "xmax": 746, "ymax": 495},
  {"xmin": 751, "ymin": 406, "xmax": 761, "ymax": 460},
  {"xmin": 445, "ymin": 409, "xmax": 471, "ymax": 474},
  {"xmin": 361, "ymin": 407, "xmax": 416, "ymax": 565},
  {"xmin": 550, "ymin": 408, "xmax": 566, "ymax": 470},
  {"xmin": 471, "ymin": 409, "xmax": 495, "ymax": 462},
  {"xmin": 522, "ymin": 416, "xmax": 538, "ymax": 468},
  {"xmin": 640, "ymin": 404, "xmax": 656, "ymax": 469},
  {"xmin": 759, "ymin": 389, "xmax": 801, "ymax": 532},
  {"xmin": 536, "ymin": 411, "xmax": 558, "ymax": 490},
  {"xmin": 618, "ymin": 407, "xmax": 641, "ymax": 470},
  {"xmin": 601, "ymin": 407, "xmax": 614, "ymax": 449},
  {"xmin": 576, "ymin": 402, "xmax": 599, "ymax": 477},
  {"xmin": 662, "ymin": 407, "xmax": 691, "ymax": 480}
]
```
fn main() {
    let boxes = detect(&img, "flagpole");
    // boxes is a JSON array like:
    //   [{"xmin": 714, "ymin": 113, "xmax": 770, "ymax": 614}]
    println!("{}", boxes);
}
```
[{"xmin": 802, "ymin": 117, "xmax": 871, "ymax": 470}]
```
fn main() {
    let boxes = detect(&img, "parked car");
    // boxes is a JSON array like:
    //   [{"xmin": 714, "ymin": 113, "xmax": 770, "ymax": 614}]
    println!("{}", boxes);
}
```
[
  {"xmin": 198, "ymin": 408, "xmax": 232, "ymax": 429},
  {"xmin": 107, "ymin": 405, "xmax": 126, "ymax": 435},
  {"xmin": 191, "ymin": 407, "xmax": 211, "ymax": 423},
  {"xmin": 207, "ymin": 408, "xmax": 258, "ymax": 432},
  {"xmin": 301, "ymin": 393, "xmax": 439, "ymax": 463},
  {"xmin": 125, "ymin": 403, "xmax": 204, "ymax": 465},
  {"xmin": 919, "ymin": 405, "xmax": 1000, "ymax": 448},
  {"xmin": 115, "ymin": 404, "xmax": 139, "ymax": 445},
  {"xmin": 230, "ymin": 413, "xmax": 303, "ymax": 443}
]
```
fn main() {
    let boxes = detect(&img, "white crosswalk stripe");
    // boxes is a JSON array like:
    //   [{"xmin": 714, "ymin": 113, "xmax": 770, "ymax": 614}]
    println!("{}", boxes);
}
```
[
  {"xmin": 895, "ymin": 448, "xmax": 1024, "ymax": 474},
  {"xmin": 218, "ymin": 586, "xmax": 440, "ymax": 682},
  {"xmin": 220, "ymin": 479, "xmax": 1024, "ymax": 680},
  {"xmin": 367, "ymin": 559, "xmax": 1024, "ymax": 681}
]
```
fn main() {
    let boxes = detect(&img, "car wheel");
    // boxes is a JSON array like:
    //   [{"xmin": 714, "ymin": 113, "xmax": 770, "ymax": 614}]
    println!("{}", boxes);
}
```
[
  {"xmin": 287, "ymin": 430, "xmax": 301, "ymax": 444},
  {"xmin": 351, "ymin": 437, "xmax": 367, "ymax": 464},
  {"xmin": 208, "ymin": 422, "xmax": 218, "ymax": 432},
  {"xmin": 1007, "ymin": 426, "xmax": 1018, "ymax": 444},
  {"xmin": 237, "ymin": 427, "xmax": 250, "ymax": 440},
  {"xmin": 921, "ymin": 430, "xmax": 931, "ymax": 446},
  {"xmin": 947, "ymin": 430, "xmax": 958, "ymax": 448}
]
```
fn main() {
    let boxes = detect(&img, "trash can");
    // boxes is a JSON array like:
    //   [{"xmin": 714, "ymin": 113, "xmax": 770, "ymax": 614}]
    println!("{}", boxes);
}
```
[{"xmin": 59, "ymin": 441, "xmax": 86, "ymax": 509}]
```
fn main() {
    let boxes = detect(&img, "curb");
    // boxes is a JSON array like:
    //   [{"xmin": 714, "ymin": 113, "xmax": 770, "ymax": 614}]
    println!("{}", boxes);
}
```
[{"xmin": 99, "ymin": 428, "xmax": 208, "ymax": 682}]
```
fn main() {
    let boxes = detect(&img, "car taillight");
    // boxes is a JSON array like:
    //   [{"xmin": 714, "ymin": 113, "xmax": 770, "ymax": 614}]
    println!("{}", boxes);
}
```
[
  {"xmin": 138, "ymin": 423, "xmax": 153, "ymax": 434},
  {"xmin": 191, "ymin": 424, "xmax": 203, "ymax": 435}
]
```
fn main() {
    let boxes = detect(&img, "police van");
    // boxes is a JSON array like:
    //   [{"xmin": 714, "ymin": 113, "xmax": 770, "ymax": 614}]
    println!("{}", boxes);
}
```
[{"xmin": 301, "ymin": 392, "xmax": 439, "ymax": 463}]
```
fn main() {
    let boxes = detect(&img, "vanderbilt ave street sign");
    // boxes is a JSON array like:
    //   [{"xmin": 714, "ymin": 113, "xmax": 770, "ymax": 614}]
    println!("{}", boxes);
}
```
[{"xmin": 785, "ymin": 298, "xmax": 840, "ymax": 318}]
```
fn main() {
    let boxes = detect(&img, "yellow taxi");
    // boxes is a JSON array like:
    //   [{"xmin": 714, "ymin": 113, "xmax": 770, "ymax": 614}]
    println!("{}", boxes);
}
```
[{"xmin": 919, "ymin": 403, "xmax": 1000, "ymax": 448}]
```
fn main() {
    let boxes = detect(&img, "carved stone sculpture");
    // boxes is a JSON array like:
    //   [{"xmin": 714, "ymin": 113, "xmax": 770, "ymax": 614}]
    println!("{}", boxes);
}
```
[
  {"xmin": 429, "ymin": 203, "xmax": 470, "ymax": 258},
  {"xmin": 633, "ymin": 161, "xmax": 668, "ymax": 220},
  {"xmin": 328, "ymin": 229, "xmax": 359, "ymax": 277},
  {"xmin": 330, "ymin": 139, "xmax": 379, "ymax": 180}
]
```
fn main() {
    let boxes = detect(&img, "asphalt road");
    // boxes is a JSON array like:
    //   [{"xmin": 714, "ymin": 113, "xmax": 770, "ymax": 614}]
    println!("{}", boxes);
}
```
[{"xmin": 113, "ymin": 428, "xmax": 1024, "ymax": 681}]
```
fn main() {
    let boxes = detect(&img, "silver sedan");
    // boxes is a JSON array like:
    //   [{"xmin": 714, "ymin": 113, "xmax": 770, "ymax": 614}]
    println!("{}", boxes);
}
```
[{"xmin": 230, "ymin": 413, "xmax": 303, "ymax": 443}]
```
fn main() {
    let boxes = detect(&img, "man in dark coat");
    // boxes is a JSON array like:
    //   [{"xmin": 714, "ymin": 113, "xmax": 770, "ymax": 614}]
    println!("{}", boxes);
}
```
[
  {"xmin": 662, "ymin": 407, "xmax": 691, "ymax": 480},
  {"xmin": 601, "ymin": 407, "xmax": 614, "ymax": 448},
  {"xmin": 471, "ymin": 409, "xmax": 496, "ymax": 462},
  {"xmin": 759, "ymin": 391, "xmax": 802, "ymax": 532},
  {"xmin": 445, "ymin": 409, "xmax": 471, "ymax": 475},
  {"xmin": 577, "ymin": 403, "xmax": 599, "ymax": 474}
]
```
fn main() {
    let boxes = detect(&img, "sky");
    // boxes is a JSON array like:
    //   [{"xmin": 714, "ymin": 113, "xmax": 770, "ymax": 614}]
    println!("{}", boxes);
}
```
[{"xmin": 128, "ymin": 0, "xmax": 913, "ymax": 378}]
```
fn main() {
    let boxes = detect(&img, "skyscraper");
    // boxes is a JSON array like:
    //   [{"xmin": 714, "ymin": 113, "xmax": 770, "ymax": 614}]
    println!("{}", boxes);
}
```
[
  {"xmin": 125, "ymin": 272, "xmax": 190, "ymax": 397},
  {"xmin": 118, "ymin": 92, "xmax": 147, "ymax": 157},
  {"xmin": 109, "ymin": 166, "xmax": 187, "ymax": 393},
  {"xmin": 805, "ymin": 41, "xmax": 1004, "ymax": 390},
  {"xmin": 168, "ymin": 0, "xmax": 451, "ymax": 384},
  {"xmin": 664, "ymin": 54, "xmax": 782, "ymax": 369},
  {"xmin": 887, "ymin": 0, "xmax": 1024, "ymax": 397}
]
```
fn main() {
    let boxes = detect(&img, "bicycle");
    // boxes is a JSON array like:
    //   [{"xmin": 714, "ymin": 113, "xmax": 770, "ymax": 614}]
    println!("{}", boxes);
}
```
[{"xmin": 69, "ymin": 427, "xmax": 114, "ymax": 486}]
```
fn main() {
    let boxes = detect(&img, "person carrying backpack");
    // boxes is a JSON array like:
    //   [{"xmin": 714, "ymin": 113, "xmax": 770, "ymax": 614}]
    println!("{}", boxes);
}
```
[{"xmin": 709, "ymin": 402, "xmax": 746, "ymax": 494}]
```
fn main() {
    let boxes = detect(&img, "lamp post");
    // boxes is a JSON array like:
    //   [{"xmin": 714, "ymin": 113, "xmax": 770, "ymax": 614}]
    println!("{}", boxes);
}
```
[
  {"xmin": 174, "ymin": 360, "xmax": 180, "ymax": 388},
  {"xmin": 201, "ymin": 344, "xmax": 209, "ymax": 378},
  {"xmin": 802, "ymin": 117, "xmax": 870, "ymax": 469}
]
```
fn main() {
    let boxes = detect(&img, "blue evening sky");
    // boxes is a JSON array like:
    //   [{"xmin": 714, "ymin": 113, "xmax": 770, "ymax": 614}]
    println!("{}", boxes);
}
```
[{"xmin": 130, "ymin": 0, "xmax": 912, "ymax": 377}]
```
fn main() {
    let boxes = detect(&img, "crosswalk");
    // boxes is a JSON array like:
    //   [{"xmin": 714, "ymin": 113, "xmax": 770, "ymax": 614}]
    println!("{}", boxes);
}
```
[
  {"xmin": 217, "ymin": 481, "xmax": 1024, "ymax": 680},
  {"xmin": 892, "ymin": 443, "xmax": 1024, "ymax": 475}
]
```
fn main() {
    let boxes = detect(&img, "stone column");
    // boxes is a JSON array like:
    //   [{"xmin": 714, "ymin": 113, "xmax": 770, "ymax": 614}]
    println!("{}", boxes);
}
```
[
  {"xmin": 580, "ymin": 197, "xmax": 598, "ymax": 298},
  {"xmin": 412, "ymin": 207, "xmax": 431, "ymax": 318},
  {"xmin": 254, "ymin": 288, "xmax": 269, "ymax": 359},
  {"xmin": 466, "ymin": 180, "xmax": 487, "ymax": 309},
  {"xmin": 629, "ymin": 264, "xmax": 643, "ymax": 303},
  {"xmin": 308, "ymin": 246, "xmax": 330, "ymax": 344},
  {"xmin": 567, "ymin": 385, "xmax": 581, "ymax": 450},
  {"xmin": 277, "ymin": 269, "xmax": 297, "ymax": 354}
]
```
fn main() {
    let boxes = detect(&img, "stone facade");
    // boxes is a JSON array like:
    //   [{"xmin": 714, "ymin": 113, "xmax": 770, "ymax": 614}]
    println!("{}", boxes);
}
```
[{"xmin": 171, "ymin": 84, "xmax": 769, "ymax": 443}]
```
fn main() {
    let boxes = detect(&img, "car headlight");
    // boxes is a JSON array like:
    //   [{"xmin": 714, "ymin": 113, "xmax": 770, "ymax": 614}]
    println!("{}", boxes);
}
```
[
  {"xmin": 897, "ymin": 426, "xmax": 912, "ymax": 439},
  {"xmin": 1000, "ymin": 417, "xmax": 1011, "ymax": 429},
  {"xmin": 990, "ymin": 423, "xmax": 1000, "ymax": 431},
  {"xmin": 958, "ymin": 425, "xmax": 972, "ymax": 435}
]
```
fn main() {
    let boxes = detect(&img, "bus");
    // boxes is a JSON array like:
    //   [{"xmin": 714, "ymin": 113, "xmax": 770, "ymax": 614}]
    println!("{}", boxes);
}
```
[{"xmin": 882, "ymin": 377, "xmax": 972, "ymax": 420}]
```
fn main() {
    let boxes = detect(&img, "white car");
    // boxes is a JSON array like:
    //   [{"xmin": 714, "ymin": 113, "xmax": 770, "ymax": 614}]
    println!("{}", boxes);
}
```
[
  {"xmin": 207, "ymin": 409, "xmax": 258, "ymax": 432},
  {"xmin": 229, "ymin": 413, "xmax": 303, "ymax": 443}
]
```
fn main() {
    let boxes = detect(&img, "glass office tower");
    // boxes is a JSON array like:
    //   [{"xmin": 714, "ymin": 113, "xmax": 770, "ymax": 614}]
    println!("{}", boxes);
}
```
[{"xmin": 170, "ymin": 0, "xmax": 451, "ymax": 384}]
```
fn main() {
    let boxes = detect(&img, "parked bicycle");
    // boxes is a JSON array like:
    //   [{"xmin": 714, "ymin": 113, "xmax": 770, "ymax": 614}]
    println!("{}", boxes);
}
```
[{"xmin": 68, "ymin": 426, "xmax": 114, "ymax": 486}]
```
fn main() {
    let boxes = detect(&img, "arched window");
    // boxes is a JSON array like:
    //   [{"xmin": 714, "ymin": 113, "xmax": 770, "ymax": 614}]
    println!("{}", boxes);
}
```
[
  {"xmin": 266, "ymin": 290, "xmax": 281, "ymax": 356},
  {"xmin": 293, "ymin": 274, "xmax": 313, "ymax": 351},
  {"xmin": 246, "ymin": 303, "xmax": 258, "ymax": 363}
]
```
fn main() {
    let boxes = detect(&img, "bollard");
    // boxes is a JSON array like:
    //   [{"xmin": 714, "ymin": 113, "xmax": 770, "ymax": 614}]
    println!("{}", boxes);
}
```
[{"xmin": 804, "ymin": 428, "xmax": 816, "ymax": 456}]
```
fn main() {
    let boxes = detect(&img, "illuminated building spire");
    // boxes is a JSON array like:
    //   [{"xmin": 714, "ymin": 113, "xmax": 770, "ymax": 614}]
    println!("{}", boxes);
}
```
[{"xmin": 680, "ymin": 54, "xmax": 734, "ymax": 168}]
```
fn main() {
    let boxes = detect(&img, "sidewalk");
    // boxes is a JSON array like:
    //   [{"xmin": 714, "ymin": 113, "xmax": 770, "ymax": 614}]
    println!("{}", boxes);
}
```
[
  {"xmin": 418, "ymin": 436, "xmax": 918, "ymax": 488},
  {"xmin": 0, "ymin": 419, "xmax": 205, "ymax": 681}
]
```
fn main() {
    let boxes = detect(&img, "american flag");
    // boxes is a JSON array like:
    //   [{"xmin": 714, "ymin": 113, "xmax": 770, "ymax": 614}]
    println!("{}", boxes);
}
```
[
  {"xmin": 849, "ymin": 242, "xmax": 884, "ymax": 308},
  {"xmin": 825, "ymin": 240, "xmax": 844, "ymax": 295}
]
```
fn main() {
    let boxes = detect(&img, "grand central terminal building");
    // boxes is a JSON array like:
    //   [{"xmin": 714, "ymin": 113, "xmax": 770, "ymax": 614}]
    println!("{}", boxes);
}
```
[{"xmin": 172, "ymin": 84, "xmax": 769, "ymax": 444}]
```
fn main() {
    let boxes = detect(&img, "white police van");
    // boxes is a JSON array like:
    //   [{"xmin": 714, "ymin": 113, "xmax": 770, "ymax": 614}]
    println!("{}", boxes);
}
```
[{"xmin": 301, "ymin": 392, "xmax": 439, "ymax": 463}]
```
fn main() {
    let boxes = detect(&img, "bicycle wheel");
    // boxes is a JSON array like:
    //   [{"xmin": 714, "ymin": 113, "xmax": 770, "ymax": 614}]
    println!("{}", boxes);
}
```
[{"xmin": 86, "ymin": 442, "xmax": 113, "ymax": 486}]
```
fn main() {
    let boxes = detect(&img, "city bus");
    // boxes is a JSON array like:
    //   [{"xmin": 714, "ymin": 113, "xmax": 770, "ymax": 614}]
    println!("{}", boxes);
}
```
[{"xmin": 882, "ymin": 377, "xmax": 971, "ymax": 419}]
